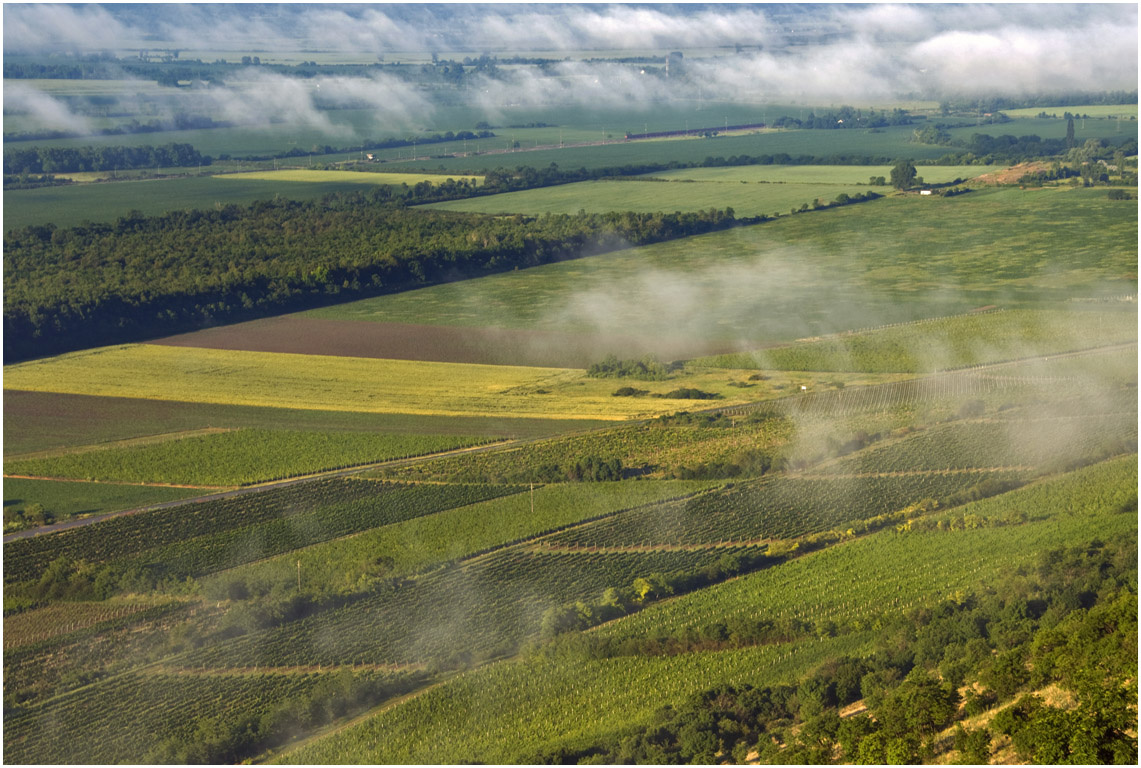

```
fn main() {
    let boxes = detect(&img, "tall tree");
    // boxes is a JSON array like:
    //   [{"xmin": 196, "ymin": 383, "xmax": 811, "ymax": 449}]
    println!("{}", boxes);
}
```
[
  {"xmin": 890, "ymin": 159, "xmax": 917, "ymax": 190},
  {"xmin": 1066, "ymin": 116, "xmax": 1076, "ymax": 148}
]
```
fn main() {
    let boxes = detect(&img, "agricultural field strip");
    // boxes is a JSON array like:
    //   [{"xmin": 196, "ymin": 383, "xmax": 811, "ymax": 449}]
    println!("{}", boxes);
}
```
[
  {"xmin": 140, "ymin": 663, "xmax": 426, "ymax": 676},
  {"xmin": 6, "ymin": 458, "xmax": 1131, "ymax": 762},
  {"xmin": 1, "ymin": 438, "xmax": 515, "ymax": 544},
  {"xmin": 3, "ymin": 426, "xmax": 236, "ymax": 462},
  {"xmin": 274, "ymin": 460, "xmax": 1136, "ymax": 765},
  {"xmin": 2, "ymin": 473, "xmax": 229, "ymax": 490},
  {"xmin": 3, "ymin": 429, "xmax": 497, "ymax": 487},
  {"xmin": 3, "ymin": 599, "xmax": 180, "ymax": 650},
  {"xmin": 211, "ymin": 481, "xmax": 721, "ymax": 591},
  {"xmin": 4, "ymin": 481, "xmax": 527, "ymax": 584},
  {"xmin": 214, "ymin": 169, "xmax": 484, "ymax": 185},
  {"xmin": 9, "ymin": 339, "xmax": 1126, "ymax": 543},
  {"xmin": 592, "ymin": 456, "xmax": 1138, "ymax": 644}
]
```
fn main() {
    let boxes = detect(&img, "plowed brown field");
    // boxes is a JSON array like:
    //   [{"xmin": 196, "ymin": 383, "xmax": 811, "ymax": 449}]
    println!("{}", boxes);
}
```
[{"xmin": 150, "ymin": 315, "xmax": 739, "ymax": 368}]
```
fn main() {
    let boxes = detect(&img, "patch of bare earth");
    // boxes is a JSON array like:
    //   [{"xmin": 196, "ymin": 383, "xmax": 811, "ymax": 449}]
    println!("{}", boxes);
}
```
[
  {"xmin": 150, "ymin": 315, "xmax": 740, "ymax": 368},
  {"xmin": 973, "ymin": 161, "xmax": 1054, "ymax": 186}
]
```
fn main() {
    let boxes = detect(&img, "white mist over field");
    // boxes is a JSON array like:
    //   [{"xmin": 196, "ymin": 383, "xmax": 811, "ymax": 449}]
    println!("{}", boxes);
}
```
[{"xmin": 4, "ymin": 4, "xmax": 1136, "ymax": 137}]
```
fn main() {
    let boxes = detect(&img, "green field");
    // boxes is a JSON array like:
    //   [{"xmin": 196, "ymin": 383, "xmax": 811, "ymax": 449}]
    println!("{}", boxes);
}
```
[
  {"xmin": 208, "ymin": 480, "xmax": 718, "ymax": 593},
  {"xmin": 2, "ymin": 390, "xmax": 607, "ymax": 458},
  {"xmin": 3, "ymin": 477, "xmax": 202, "ymax": 527},
  {"xmin": 1003, "ymin": 104, "xmax": 1138, "ymax": 119},
  {"xmin": 312, "ymin": 187, "xmax": 1137, "ymax": 343},
  {"xmin": 943, "ymin": 115, "xmax": 1135, "ymax": 146},
  {"xmin": 2, "ymin": 169, "xmax": 478, "ymax": 231},
  {"xmin": 2, "ymin": 345, "xmax": 900, "ymax": 423},
  {"xmin": 700, "ymin": 308, "xmax": 1139, "ymax": 373},
  {"xmin": 643, "ymin": 164, "xmax": 984, "ymax": 184},
  {"xmin": 274, "ymin": 457, "xmax": 1137, "ymax": 764},
  {"xmin": 217, "ymin": 168, "xmax": 481, "ymax": 185},
  {"xmin": 4, "ymin": 429, "xmax": 489, "ymax": 486},
  {"xmin": 422, "ymin": 178, "xmax": 874, "ymax": 217},
  {"xmin": 3, "ymin": 33, "xmax": 1137, "ymax": 765}
]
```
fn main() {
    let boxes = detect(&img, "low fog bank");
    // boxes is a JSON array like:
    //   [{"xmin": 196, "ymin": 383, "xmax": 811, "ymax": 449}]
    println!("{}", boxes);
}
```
[{"xmin": 4, "ymin": 4, "xmax": 1136, "ymax": 139}]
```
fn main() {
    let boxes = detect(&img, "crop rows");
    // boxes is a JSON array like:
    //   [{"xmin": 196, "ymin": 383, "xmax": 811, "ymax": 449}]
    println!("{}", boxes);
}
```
[
  {"xmin": 3, "ymin": 601, "xmax": 212, "ymax": 709},
  {"xmin": 4, "ymin": 480, "xmax": 523, "ymax": 583},
  {"xmin": 822, "ymin": 414, "xmax": 1137, "ymax": 475},
  {"xmin": 546, "ymin": 471, "xmax": 1022, "ymax": 548},
  {"xmin": 212, "ymin": 480, "xmax": 717, "ymax": 591},
  {"xmin": 4, "ymin": 429, "xmax": 489, "ymax": 487},
  {"xmin": 176, "ymin": 545, "xmax": 762, "ymax": 670},
  {"xmin": 598, "ymin": 456, "xmax": 1137, "ymax": 645},
  {"xmin": 282, "ymin": 634, "xmax": 875, "ymax": 765},
  {"xmin": 279, "ymin": 458, "xmax": 1138, "ymax": 766},
  {"xmin": 705, "ymin": 308, "xmax": 1137, "ymax": 373},
  {"xmin": 4, "ymin": 668, "xmax": 417, "ymax": 765},
  {"xmin": 375, "ymin": 419, "xmax": 792, "ymax": 482},
  {"xmin": 3, "ymin": 599, "xmax": 174, "ymax": 650}
]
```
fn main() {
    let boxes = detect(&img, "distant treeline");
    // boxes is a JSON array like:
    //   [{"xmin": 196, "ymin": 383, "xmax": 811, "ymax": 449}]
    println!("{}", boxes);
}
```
[
  {"xmin": 770, "ymin": 106, "xmax": 914, "ymax": 130},
  {"xmin": 940, "ymin": 91, "xmax": 1139, "ymax": 115},
  {"xmin": 3, "ymin": 198, "xmax": 749, "ymax": 361},
  {"xmin": 3, "ymin": 142, "xmax": 210, "ymax": 174},
  {"xmin": 4, "ymin": 115, "xmax": 228, "ymax": 143},
  {"xmin": 925, "ymin": 132, "xmax": 1138, "ymax": 166},
  {"xmin": 234, "ymin": 130, "xmax": 496, "ymax": 162}
]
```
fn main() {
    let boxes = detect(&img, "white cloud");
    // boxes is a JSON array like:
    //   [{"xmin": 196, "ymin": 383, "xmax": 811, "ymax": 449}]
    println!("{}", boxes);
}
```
[{"xmin": 3, "ymin": 82, "xmax": 93, "ymax": 134}]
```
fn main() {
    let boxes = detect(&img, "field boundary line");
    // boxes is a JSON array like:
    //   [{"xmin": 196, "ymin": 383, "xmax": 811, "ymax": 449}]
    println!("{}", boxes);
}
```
[
  {"xmin": 2, "ymin": 474, "xmax": 233, "ymax": 491},
  {"xmin": 142, "ymin": 662, "xmax": 426, "ymax": 677},
  {"xmin": 1, "ymin": 439, "xmax": 517, "ymax": 543},
  {"xmin": 3, "ymin": 426, "xmax": 237, "ymax": 462},
  {"xmin": 530, "ymin": 540, "xmax": 773, "ymax": 554},
  {"xmin": 795, "ymin": 466, "xmax": 1036, "ymax": 479}
]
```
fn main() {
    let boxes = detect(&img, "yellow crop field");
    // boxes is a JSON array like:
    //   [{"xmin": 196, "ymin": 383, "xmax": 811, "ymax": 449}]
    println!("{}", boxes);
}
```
[
  {"xmin": 217, "ymin": 169, "xmax": 483, "ymax": 185},
  {"xmin": 3, "ymin": 345, "xmax": 906, "ymax": 422}
]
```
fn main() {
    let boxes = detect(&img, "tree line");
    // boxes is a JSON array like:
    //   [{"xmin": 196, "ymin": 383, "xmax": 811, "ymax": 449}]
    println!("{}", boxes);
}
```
[
  {"xmin": 3, "ymin": 197, "xmax": 749, "ymax": 361},
  {"xmin": 4, "ymin": 142, "xmax": 210, "ymax": 174}
]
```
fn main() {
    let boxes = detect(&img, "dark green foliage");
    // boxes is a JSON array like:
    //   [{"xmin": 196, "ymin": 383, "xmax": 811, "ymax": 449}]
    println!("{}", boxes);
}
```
[
  {"xmin": 3, "ymin": 143, "xmax": 210, "ymax": 174},
  {"xmin": 588, "ymin": 354, "xmax": 673, "ymax": 381},
  {"xmin": 953, "ymin": 724, "xmax": 992, "ymax": 764},
  {"xmin": 890, "ymin": 159, "xmax": 917, "ymax": 189},
  {"xmin": 4, "ymin": 201, "xmax": 742, "ymax": 361},
  {"xmin": 658, "ymin": 387, "xmax": 721, "ymax": 400}
]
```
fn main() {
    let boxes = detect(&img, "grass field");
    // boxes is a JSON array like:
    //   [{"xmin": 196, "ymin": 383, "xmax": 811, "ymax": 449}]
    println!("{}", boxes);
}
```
[
  {"xmin": 699, "ymin": 308, "xmax": 1138, "ymax": 373},
  {"xmin": 2, "ymin": 169, "xmax": 478, "ymax": 231},
  {"xmin": 2, "ymin": 390, "xmax": 606, "ymax": 457},
  {"xmin": 3, "ymin": 175, "xmax": 369, "ymax": 231},
  {"xmin": 1003, "ymin": 105, "xmax": 1138, "ymax": 119},
  {"xmin": 3, "ymin": 429, "xmax": 489, "ymax": 486},
  {"xmin": 422, "ymin": 178, "xmax": 874, "ymax": 217},
  {"xmin": 313, "ymin": 187, "xmax": 1137, "ymax": 343},
  {"xmin": 643, "ymin": 164, "xmax": 983, "ymax": 184},
  {"xmin": 215, "ymin": 168, "xmax": 482, "ymax": 185},
  {"xmin": 5, "ymin": 344, "xmax": 854, "ymax": 421},
  {"xmin": 943, "ymin": 115, "xmax": 1135, "ymax": 146},
  {"xmin": 3, "ymin": 478, "xmax": 202, "ymax": 524}
]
